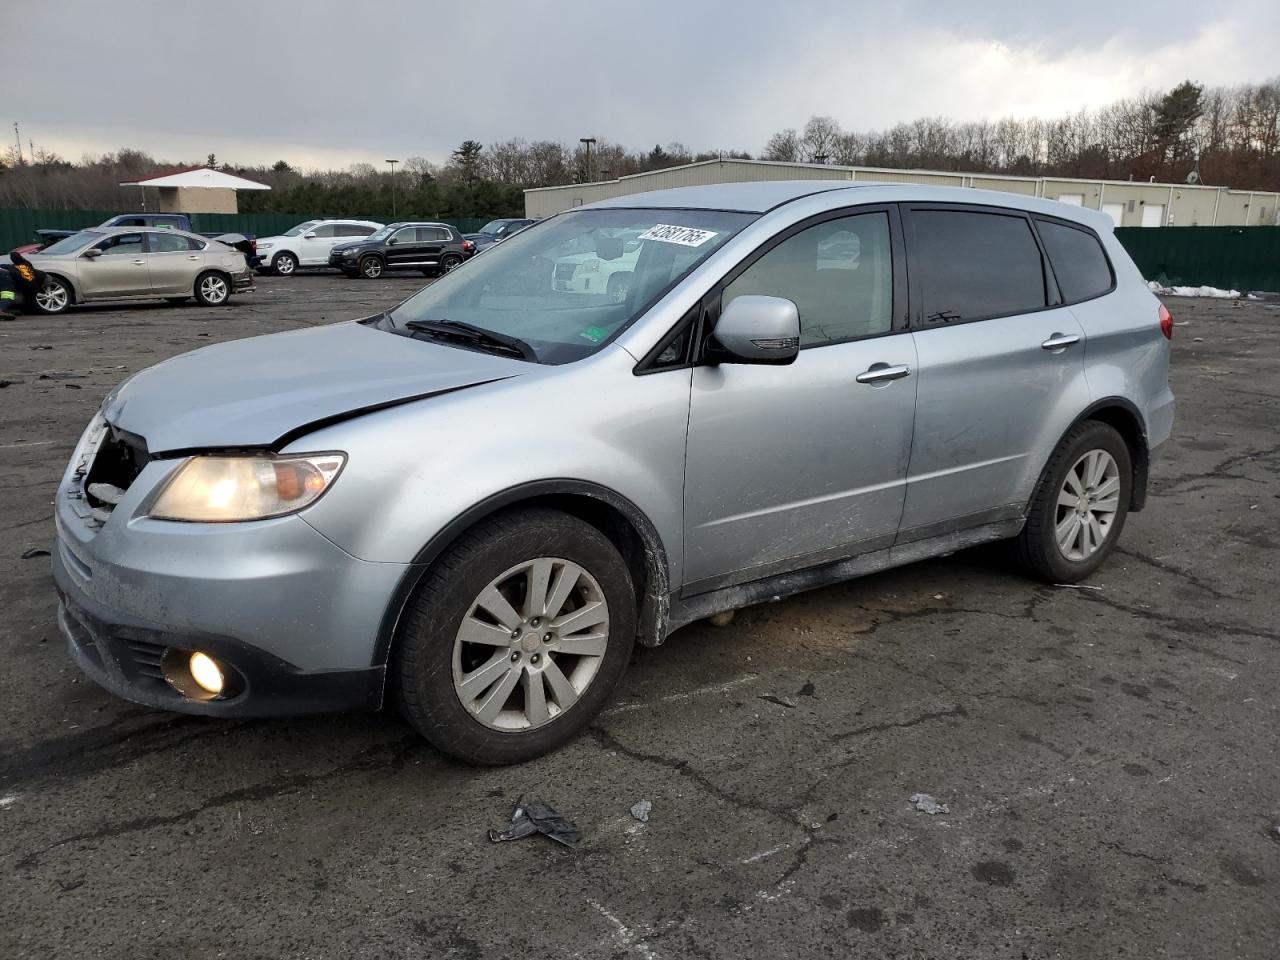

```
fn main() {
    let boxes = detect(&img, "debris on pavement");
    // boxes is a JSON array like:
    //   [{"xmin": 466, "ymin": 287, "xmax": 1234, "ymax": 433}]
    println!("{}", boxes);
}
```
[
  {"xmin": 707, "ymin": 609, "xmax": 737, "ymax": 627},
  {"xmin": 20, "ymin": 548, "xmax": 51, "ymax": 560},
  {"xmin": 630, "ymin": 800, "xmax": 652, "ymax": 823},
  {"xmin": 489, "ymin": 797, "xmax": 582, "ymax": 848},
  {"xmin": 37, "ymin": 371, "xmax": 84, "ymax": 381},
  {"xmin": 909, "ymin": 793, "xmax": 950, "ymax": 815},
  {"xmin": 0, "ymin": 379, "xmax": 18, "ymax": 388}
]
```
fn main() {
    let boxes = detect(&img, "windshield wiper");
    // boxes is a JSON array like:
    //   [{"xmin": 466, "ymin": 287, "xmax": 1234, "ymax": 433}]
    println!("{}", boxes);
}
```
[{"xmin": 404, "ymin": 318, "xmax": 538, "ymax": 362}]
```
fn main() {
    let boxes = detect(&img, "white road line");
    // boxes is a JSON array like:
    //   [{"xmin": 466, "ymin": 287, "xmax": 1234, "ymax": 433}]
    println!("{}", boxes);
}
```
[
  {"xmin": 0, "ymin": 440, "xmax": 57, "ymax": 449},
  {"xmin": 603, "ymin": 673, "xmax": 760, "ymax": 715},
  {"xmin": 587, "ymin": 899, "xmax": 660, "ymax": 960},
  {"xmin": 742, "ymin": 843, "xmax": 791, "ymax": 864},
  {"xmin": 0, "ymin": 795, "xmax": 18, "ymax": 809}
]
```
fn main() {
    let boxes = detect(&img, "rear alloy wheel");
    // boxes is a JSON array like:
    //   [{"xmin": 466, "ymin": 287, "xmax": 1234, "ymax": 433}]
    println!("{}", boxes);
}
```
[
  {"xmin": 359, "ymin": 255, "xmax": 384, "ymax": 279},
  {"xmin": 194, "ymin": 272, "xmax": 231, "ymax": 306},
  {"xmin": 440, "ymin": 254, "xmax": 463, "ymax": 274},
  {"xmin": 272, "ymin": 251, "xmax": 298, "ymax": 276},
  {"xmin": 35, "ymin": 277, "xmax": 71, "ymax": 315},
  {"xmin": 395, "ymin": 508, "xmax": 636, "ymax": 765},
  {"xmin": 1013, "ymin": 420, "xmax": 1131, "ymax": 583}
]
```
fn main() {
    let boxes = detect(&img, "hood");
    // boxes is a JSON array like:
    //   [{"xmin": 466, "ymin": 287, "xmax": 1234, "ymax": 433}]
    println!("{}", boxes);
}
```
[{"xmin": 102, "ymin": 321, "xmax": 527, "ymax": 453}]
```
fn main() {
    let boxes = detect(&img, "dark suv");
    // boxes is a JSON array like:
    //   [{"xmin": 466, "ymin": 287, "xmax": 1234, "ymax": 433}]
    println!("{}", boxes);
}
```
[
  {"xmin": 329, "ymin": 222, "xmax": 470, "ymax": 279},
  {"xmin": 465, "ymin": 218, "xmax": 536, "ymax": 255}
]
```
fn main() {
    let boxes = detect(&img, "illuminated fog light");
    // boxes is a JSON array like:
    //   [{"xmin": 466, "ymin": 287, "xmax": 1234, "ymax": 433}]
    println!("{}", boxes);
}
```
[{"xmin": 189, "ymin": 652, "xmax": 225, "ymax": 695}]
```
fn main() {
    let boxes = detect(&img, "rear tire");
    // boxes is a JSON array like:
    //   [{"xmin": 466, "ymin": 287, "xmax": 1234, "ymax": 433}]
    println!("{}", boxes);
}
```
[
  {"xmin": 394, "ymin": 508, "xmax": 636, "ymax": 765},
  {"xmin": 1013, "ymin": 420, "xmax": 1132, "ymax": 583},
  {"xmin": 271, "ymin": 251, "xmax": 298, "ymax": 276},
  {"xmin": 359, "ymin": 255, "xmax": 384, "ymax": 279},
  {"xmin": 193, "ymin": 271, "xmax": 231, "ymax": 307},
  {"xmin": 440, "ymin": 254, "xmax": 463, "ymax": 275}
]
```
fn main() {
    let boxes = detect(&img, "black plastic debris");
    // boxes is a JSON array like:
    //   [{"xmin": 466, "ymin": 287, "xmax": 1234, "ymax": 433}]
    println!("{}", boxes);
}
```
[
  {"xmin": 20, "ymin": 548, "xmax": 51, "ymax": 560},
  {"xmin": 489, "ymin": 797, "xmax": 581, "ymax": 848}
]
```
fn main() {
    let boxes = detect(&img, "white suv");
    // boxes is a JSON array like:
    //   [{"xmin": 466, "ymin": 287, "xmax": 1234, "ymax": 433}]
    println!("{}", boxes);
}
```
[{"xmin": 256, "ymin": 219, "xmax": 384, "ymax": 275}]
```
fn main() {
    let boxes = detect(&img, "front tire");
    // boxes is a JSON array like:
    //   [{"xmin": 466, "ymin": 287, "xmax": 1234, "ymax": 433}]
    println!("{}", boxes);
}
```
[
  {"xmin": 359, "ymin": 255, "xmax": 384, "ymax": 279},
  {"xmin": 1013, "ymin": 420, "xmax": 1132, "ymax": 583},
  {"xmin": 194, "ymin": 271, "xmax": 231, "ymax": 307},
  {"xmin": 35, "ymin": 276, "xmax": 72, "ymax": 315},
  {"xmin": 271, "ymin": 251, "xmax": 298, "ymax": 276},
  {"xmin": 394, "ymin": 508, "xmax": 636, "ymax": 765}
]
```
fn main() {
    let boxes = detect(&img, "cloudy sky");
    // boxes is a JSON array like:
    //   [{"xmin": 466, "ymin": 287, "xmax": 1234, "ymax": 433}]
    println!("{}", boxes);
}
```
[{"xmin": 10, "ymin": 0, "xmax": 1279, "ymax": 170}]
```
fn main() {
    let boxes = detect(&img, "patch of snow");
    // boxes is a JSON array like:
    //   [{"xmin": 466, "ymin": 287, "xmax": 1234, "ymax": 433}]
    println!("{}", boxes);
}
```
[{"xmin": 1148, "ymin": 281, "xmax": 1241, "ymax": 298}]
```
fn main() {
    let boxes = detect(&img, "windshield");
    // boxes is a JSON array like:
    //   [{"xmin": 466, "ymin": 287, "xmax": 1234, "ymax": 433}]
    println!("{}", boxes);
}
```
[
  {"xmin": 365, "ymin": 225, "xmax": 397, "ymax": 243},
  {"xmin": 382, "ymin": 208, "xmax": 754, "ymax": 364},
  {"xmin": 283, "ymin": 220, "xmax": 321, "ymax": 237},
  {"xmin": 477, "ymin": 220, "xmax": 509, "ymax": 236},
  {"xmin": 36, "ymin": 231, "xmax": 102, "ymax": 256}
]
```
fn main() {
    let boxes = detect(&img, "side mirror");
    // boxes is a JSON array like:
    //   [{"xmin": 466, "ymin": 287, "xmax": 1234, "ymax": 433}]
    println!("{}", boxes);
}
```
[
  {"xmin": 304, "ymin": 232, "xmax": 317, "ymax": 239},
  {"xmin": 82, "ymin": 247, "xmax": 102, "ymax": 259},
  {"xmin": 708, "ymin": 295, "xmax": 800, "ymax": 365}
]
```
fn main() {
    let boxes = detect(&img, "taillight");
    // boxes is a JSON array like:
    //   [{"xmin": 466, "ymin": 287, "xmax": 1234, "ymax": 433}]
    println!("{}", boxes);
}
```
[{"xmin": 1158, "ymin": 303, "xmax": 1174, "ymax": 340}]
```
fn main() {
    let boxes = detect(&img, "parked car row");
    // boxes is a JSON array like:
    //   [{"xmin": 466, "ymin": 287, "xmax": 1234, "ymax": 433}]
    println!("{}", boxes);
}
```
[{"xmin": 8, "ymin": 214, "xmax": 538, "ymax": 314}]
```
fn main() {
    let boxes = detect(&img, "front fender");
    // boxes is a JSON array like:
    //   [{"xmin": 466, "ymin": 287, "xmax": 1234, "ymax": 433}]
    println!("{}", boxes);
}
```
[{"xmin": 289, "ymin": 348, "xmax": 692, "ymax": 584}]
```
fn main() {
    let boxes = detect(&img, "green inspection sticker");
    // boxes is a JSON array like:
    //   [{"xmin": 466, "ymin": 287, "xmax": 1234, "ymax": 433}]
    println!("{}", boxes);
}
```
[{"xmin": 580, "ymin": 325, "xmax": 607, "ymax": 343}]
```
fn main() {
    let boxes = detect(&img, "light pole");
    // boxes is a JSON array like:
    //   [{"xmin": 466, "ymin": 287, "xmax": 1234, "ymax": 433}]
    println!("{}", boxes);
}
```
[
  {"xmin": 579, "ymin": 137, "xmax": 596, "ymax": 183},
  {"xmin": 385, "ymin": 159, "xmax": 399, "ymax": 218}
]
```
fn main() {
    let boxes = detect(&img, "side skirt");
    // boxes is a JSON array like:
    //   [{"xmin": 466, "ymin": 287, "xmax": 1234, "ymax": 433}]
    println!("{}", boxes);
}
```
[{"xmin": 664, "ymin": 518, "xmax": 1024, "ymax": 634}]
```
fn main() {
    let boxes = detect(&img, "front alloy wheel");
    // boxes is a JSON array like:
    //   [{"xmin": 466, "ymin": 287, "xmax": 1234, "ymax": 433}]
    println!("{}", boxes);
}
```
[
  {"xmin": 35, "ymin": 278, "xmax": 71, "ymax": 314},
  {"xmin": 394, "ymin": 508, "xmax": 636, "ymax": 765},
  {"xmin": 453, "ymin": 558, "xmax": 610, "ymax": 731}
]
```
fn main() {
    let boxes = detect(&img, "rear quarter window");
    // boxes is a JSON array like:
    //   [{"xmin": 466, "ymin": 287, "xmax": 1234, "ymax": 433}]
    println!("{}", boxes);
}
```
[
  {"xmin": 1036, "ymin": 219, "xmax": 1114, "ymax": 303},
  {"xmin": 910, "ymin": 209, "xmax": 1047, "ymax": 323}
]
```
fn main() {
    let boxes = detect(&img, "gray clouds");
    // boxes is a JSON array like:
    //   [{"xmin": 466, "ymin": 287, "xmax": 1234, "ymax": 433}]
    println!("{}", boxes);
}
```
[{"xmin": 11, "ymin": 0, "xmax": 1279, "ymax": 169}]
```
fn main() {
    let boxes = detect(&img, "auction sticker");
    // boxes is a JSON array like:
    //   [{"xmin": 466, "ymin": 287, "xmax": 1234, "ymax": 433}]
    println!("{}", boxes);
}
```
[{"xmin": 637, "ymin": 224, "xmax": 719, "ymax": 247}]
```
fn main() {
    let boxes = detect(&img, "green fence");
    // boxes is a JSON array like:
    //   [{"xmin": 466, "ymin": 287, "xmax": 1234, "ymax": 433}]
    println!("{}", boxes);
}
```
[
  {"xmin": 1115, "ymin": 226, "xmax": 1280, "ymax": 293},
  {"xmin": 0, "ymin": 209, "xmax": 488, "ymax": 251}
]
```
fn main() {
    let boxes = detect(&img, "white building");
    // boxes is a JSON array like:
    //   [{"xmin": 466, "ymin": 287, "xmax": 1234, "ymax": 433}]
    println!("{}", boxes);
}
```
[{"xmin": 525, "ymin": 159, "xmax": 1279, "ymax": 228}]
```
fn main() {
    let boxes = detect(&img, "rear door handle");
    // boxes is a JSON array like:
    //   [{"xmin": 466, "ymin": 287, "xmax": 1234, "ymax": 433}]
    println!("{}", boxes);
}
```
[
  {"xmin": 1041, "ymin": 333, "xmax": 1080, "ymax": 351},
  {"xmin": 186, "ymin": 255, "xmax": 200, "ymax": 261},
  {"xmin": 131, "ymin": 259, "xmax": 146, "ymax": 265},
  {"xmin": 856, "ymin": 363, "xmax": 911, "ymax": 384}
]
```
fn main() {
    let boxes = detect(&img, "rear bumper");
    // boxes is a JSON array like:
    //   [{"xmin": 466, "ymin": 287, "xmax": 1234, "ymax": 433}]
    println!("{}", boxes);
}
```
[{"xmin": 231, "ymin": 270, "xmax": 256, "ymax": 294}]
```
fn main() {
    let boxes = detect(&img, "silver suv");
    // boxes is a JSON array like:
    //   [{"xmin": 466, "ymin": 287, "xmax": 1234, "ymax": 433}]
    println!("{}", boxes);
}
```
[{"xmin": 52, "ymin": 182, "xmax": 1175, "ymax": 764}]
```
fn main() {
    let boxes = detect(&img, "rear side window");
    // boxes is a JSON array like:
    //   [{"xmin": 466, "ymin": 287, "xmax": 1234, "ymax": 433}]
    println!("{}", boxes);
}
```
[
  {"xmin": 149, "ymin": 232, "xmax": 202, "ymax": 253},
  {"xmin": 347, "ymin": 224, "xmax": 376, "ymax": 237},
  {"xmin": 1036, "ymin": 219, "xmax": 1113, "ymax": 303},
  {"xmin": 910, "ymin": 210, "xmax": 1046, "ymax": 323}
]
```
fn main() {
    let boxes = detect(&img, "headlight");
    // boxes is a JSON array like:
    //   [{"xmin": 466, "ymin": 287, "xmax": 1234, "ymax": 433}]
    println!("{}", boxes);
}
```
[
  {"xmin": 258, "ymin": 242, "xmax": 273, "ymax": 250},
  {"xmin": 149, "ymin": 453, "xmax": 345, "ymax": 522}
]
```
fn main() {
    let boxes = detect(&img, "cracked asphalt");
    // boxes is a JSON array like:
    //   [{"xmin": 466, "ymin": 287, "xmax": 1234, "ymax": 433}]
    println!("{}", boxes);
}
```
[{"xmin": 2, "ymin": 277, "xmax": 1278, "ymax": 959}]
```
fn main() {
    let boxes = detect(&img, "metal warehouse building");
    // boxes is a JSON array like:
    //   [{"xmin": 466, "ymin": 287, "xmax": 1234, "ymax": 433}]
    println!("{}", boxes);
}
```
[{"xmin": 525, "ymin": 159, "xmax": 1280, "ymax": 228}]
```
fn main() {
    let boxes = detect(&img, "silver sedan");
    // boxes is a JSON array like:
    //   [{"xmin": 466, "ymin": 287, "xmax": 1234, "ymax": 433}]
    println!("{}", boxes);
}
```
[{"xmin": 30, "ymin": 226, "xmax": 253, "ymax": 314}]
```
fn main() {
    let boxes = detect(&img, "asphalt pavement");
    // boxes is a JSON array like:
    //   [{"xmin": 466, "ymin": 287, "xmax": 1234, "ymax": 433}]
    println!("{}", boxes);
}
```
[{"xmin": 1, "ymin": 276, "xmax": 1277, "ymax": 959}]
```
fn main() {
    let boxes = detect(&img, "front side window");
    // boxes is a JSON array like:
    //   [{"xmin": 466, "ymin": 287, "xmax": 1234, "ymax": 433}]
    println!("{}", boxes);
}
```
[
  {"xmin": 1036, "ymin": 219, "xmax": 1113, "ymax": 303},
  {"xmin": 94, "ymin": 233, "xmax": 145, "ymax": 257},
  {"xmin": 380, "ymin": 208, "xmax": 754, "ymax": 364},
  {"xmin": 390, "ymin": 228, "xmax": 418, "ymax": 244},
  {"xmin": 310, "ymin": 224, "xmax": 337, "ymax": 238},
  {"xmin": 723, "ymin": 212, "xmax": 893, "ymax": 347},
  {"xmin": 910, "ymin": 210, "xmax": 1047, "ymax": 323}
]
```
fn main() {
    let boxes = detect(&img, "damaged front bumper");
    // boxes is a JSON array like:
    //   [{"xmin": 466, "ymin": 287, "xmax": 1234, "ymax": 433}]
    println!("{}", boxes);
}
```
[{"xmin": 52, "ymin": 417, "xmax": 408, "ymax": 716}]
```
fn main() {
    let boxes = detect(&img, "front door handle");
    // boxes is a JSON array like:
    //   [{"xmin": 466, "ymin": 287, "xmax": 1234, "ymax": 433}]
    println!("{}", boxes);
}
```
[
  {"xmin": 131, "ymin": 259, "xmax": 146, "ymax": 266},
  {"xmin": 187, "ymin": 255, "xmax": 200, "ymax": 261},
  {"xmin": 856, "ymin": 363, "xmax": 911, "ymax": 384},
  {"xmin": 1041, "ymin": 333, "xmax": 1081, "ymax": 351}
]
